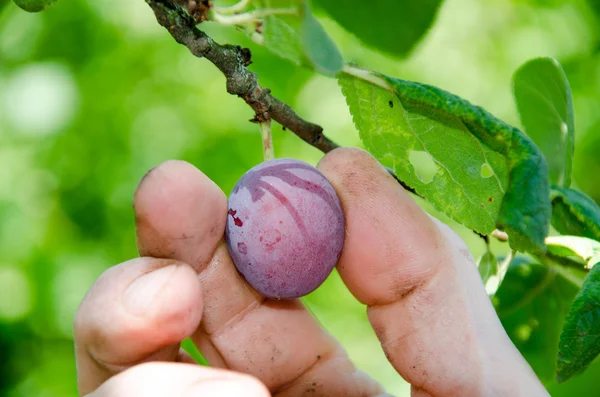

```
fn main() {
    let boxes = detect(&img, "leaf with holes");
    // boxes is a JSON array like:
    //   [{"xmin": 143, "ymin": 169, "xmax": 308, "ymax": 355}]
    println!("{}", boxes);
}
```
[
  {"xmin": 494, "ymin": 256, "xmax": 582, "ymax": 383},
  {"xmin": 557, "ymin": 262, "xmax": 600, "ymax": 383},
  {"xmin": 255, "ymin": 0, "xmax": 343, "ymax": 75},
  {"xmin": 338, "ymin": 69, "xmax": 551, "ymax": 252},
  {"xmin": 313, "ymin": 0, "xmax": 443, "ymax": 58},
  {"xmin": 551, "ymin": 185, "xmax": 600, "ymax": 241},
  {"xmin": 513, "ymin": 57, "xmax": 575, "ymax": 187}
]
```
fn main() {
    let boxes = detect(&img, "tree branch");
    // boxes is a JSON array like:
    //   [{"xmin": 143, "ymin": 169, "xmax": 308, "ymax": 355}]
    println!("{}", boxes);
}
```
[
  {"xmin": 144, "ymin": 0, "xmax": 419, "ymax": 195},
  {"xmin": 145, "ymin": 0, "xmax": 337, "ymax": 153}
]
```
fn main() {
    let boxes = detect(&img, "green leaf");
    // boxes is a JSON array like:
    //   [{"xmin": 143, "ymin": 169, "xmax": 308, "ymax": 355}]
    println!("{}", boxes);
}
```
[
  {"xmin": 338, "ymin": 69, "xmax": 551, "ymax": 253},
  {"xmin": 12, "ymin": 0, "xmax": 57, "ymax": 12},
  {"xmin": 546, "ymin": 235, "xmax": 600, "ymax": 269},
  {"xmin": 495, "ymin": 256, "xmax": 582, "ymax": 383},
  {"xmin": 551, "ymin": 185, "xmax": 600, "ymax": 241},
  {"xmin": 299, "ymin": 5, "xmax": 343, "ymax": 75},
  {"xmin": 478, "ymin": 249, "xmax": 515, "ymax": 297},
  {"xmin": 478, "ymin": 250, "xmax": 499, "ymax": 295},
  {"xmin": 256, "ymin": 0, "xmax": 343, "ymax": 75},
  {"xmin": 313, "ymin": 0, "xmax": 443, "ymax": 58},
  {"xmin": 557, "ymin": 263, "xmax": 600, "ymax": 382},
  {"xmin": 513, "ymin": 57, "xmax": 575, "ymax": 187}
]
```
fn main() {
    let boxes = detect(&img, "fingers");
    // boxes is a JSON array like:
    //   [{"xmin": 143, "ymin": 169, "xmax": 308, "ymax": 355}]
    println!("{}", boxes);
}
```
[
  {"xmin": 87, "ymin": 362, "xmax": 270, "ymax": 397},
  {"xmin": 74, "ymin": 257, "xmax": 203, "ymax": 395},
  {"xmin": 317, "ymin": 147, "xmax": 548, "ymax": 397},
  {"xmin": 134, "ymin": 160, "xmax": 386, "ymax": 395},
  {"xmin": 192, "ymin": 241, "xmax": 386, "ymax": 397},
  {"xmin": 318, "ymin": 148, "xmax": 442, "ymax": 306},
  {"xmin": 134, "ymin": 160, "xmax": 228, "ymax": 271}
]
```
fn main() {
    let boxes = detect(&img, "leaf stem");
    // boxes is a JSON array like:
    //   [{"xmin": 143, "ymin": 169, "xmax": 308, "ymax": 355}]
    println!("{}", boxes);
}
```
[
  {"xmin": 213, "ymin": 0, "xmax": 251, "ymax": 14},
  {"xmin": 497, "ymin": 250, "xmax": 515, "ymax": 288},
  {"xmin": 144, "ymin": 0, "xmax": 418, "ymax": 193},
  {"xmin": 209, "ymin": 7, "xmax": 298, "ymax": 26},
  {"xmin": 145, "ymin": 0, "xmax": 337, "ymax": 153},
  {"xmin": 260, "ymin": 120, "xmax": 275, "ymax": 161},
  {"xmin": 341, "ymin": 65, "xmax": 392, "ymax": 91}
]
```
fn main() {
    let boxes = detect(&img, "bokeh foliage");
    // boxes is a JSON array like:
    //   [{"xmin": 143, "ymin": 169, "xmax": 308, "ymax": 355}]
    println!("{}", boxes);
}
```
[{"xmin": 1, "ymin": 0, "xmax": 600, "ymax": 395}]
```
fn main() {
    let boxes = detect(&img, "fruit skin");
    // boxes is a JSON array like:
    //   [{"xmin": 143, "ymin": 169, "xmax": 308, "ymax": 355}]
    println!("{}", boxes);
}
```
[
  {"xmin": 225, "ymin": 158, "xmax": 345, "ymax": 299},
  {"xmin": 13, "ymin": 0, "xmax": 58, "ymax": 12}
]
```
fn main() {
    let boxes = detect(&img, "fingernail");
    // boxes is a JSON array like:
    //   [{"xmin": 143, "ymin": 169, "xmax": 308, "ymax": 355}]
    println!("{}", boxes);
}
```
[
  {"xmin": 122, "ymin": 265, "xmax": 178, "ymax": 316},
  {"xmin": 183, "ymin": 380, "xmax": 260, "ymax": 397}
]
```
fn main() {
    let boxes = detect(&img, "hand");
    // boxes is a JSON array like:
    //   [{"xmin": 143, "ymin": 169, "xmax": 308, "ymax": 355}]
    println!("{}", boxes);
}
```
[{"xmin": 74, "ymin": 148, "xmax": 549, "ymax": 397}]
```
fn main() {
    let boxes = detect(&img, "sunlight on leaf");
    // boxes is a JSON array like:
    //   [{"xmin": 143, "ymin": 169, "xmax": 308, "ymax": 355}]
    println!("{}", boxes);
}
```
[
  {"xmin": 546, "ymin": 235, "xmax": 600, "ymax": 269},
  {"xmin": 338, "ymin": 69, "xmax": 551, "ymax": 252}
]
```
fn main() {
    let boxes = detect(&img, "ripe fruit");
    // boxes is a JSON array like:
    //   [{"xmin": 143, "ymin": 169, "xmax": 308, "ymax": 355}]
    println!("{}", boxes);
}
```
[{"xmin": 225, "ymin": 158, "xmax": 345, "ymax": 299}]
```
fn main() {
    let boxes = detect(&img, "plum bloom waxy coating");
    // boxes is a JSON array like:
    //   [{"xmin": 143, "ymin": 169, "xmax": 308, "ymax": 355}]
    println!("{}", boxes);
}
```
[{"xmin": 225, "ymin": 158, "xmax": 345, "ymax": 299}]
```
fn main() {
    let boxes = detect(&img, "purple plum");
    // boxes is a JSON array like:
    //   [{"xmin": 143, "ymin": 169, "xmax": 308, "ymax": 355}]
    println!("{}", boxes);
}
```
[{"xmin": 225, "ymin": 158, "xmax": 345, "ymax": 299}]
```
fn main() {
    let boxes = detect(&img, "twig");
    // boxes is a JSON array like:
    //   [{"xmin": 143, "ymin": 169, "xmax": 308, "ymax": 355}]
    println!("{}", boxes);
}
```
[
  {"xmin": 146, "ymin": 0, "xmax": 338, "ymax": 153},
  {"xmin": 144, "ymin": 0, "xmax": 419, "ymax": 196},
  {"xmin": 171, "ymin": 0, "xmax": 212, "ymax": 22}
]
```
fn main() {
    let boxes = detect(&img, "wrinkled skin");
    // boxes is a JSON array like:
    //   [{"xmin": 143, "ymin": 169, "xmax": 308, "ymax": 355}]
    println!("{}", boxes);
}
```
[
  {"xmin": 225, "ymin": 159, "xmax": 345, "ymax": 299},
  {"xmin": 73, "ymin": 148, "xmax": 550, "ymax": 397}
]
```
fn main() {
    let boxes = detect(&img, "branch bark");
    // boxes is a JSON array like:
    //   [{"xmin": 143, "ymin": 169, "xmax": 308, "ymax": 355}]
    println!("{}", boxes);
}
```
[
  {"xmin": 144, "ymin": 0, "xmax": 418, "ymax": 195},
  {"xmin": 145, "ymin": 0, "xmax": 337, "ymax": 153}
]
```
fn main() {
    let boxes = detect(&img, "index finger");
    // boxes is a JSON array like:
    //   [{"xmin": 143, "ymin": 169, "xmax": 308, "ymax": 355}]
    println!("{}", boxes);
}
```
[{"xmin": 73, "ymin": 159, "xmax": 225, "ymax": 395}]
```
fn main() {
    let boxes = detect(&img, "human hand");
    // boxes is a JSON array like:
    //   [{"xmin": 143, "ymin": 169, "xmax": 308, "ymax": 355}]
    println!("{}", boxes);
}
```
[{"xmin": 74, "ymin": 147, "xmax": 550, "ymax": 396}]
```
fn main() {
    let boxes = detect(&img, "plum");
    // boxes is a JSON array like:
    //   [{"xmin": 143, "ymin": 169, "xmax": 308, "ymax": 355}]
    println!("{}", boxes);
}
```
[{"xmin": 225, "ymin": 158, "xmax": 345, "ymax": 299}]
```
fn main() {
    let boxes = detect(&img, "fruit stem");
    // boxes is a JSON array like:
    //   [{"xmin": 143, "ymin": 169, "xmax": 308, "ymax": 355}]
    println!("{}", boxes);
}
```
[{"xmin": 260, "ymin": 120, "xmax": 275, "ymax": 161}]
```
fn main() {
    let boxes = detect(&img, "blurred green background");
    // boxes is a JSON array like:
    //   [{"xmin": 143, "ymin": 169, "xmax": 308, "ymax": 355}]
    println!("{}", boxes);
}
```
[{"xmin": 1, "ymin": 0, "xmax": 600, "ymax": 395}]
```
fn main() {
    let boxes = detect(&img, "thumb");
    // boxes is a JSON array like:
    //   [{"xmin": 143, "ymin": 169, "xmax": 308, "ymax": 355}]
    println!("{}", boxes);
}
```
[{"xmin": 317, "ymin": 147, "xmax": 548, "ymax": 397}]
